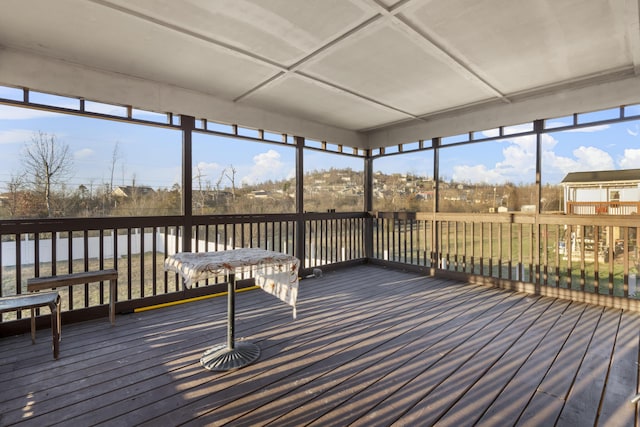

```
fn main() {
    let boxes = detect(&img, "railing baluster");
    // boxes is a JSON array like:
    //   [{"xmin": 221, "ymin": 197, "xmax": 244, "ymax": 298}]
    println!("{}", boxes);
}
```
[
  {"xmin": 165, "ymin": 226, "xmax": 171, "ymax": 290},
  {"xmin": 140, "ymin": 227, "xmax": 145, "ymax": 298},
  {"xmin": 566, "ymin": 224, "xmax": 572, "ymax": 290},
  {"xmin": 488, "ymin": 223, "xmax": 493, "ymax": 278},
  {"xmin": 550, "ymin": 224, "xmax": 556, "ymax": 285},
  {"xmin": 479, "ymin": 222, "xmax": 484, "ymax": 276},
  {"xmin": 579, "ymin": 224, "xmax": 585, "ymax": 292},
  {"xmin": 68, "ymin": 231, "xmax": 73, "ymax": 309},
  {"xmin": 127, "ymin": 228, "xmax": 132, "ymax": 298},
  {"xmin": 454, "ymin": 221, "xmax": 459, "ymax": 271},
  {"xmin": 16, "ymin": 234, "xmax": 21, "ymax": 303},
  {"xmin": 446, "ymin": 221, "xmax": 451, "ymax": 270},
  {"xmin": 621, "ymin": 226, "xmax": 628, "ymax": 297},
  {"xmin": 470, "ymin": 222, "xmax": 475, "ymax": 274},
  {"xmin": 0, "ymin": 233, "xmax": 3, "ymax": 299},
  {"xmin": 152, "ymin": 226, "xmax": 157, "ymax": 296},
  {"xmin": 497, "ymin": 223, "xmax": 502, "ymax": 279},
  {"xmin": 99, "ymin": 229, "xmax": 105, "ymax": 304},
  {"xmin": 608, "ymin": 226, "xmax": 614, "ymax": 295},
  {"xmin": 269, "ymin": 221, "xmax": 274, "ymax": 253},
  {"xmin": 84, "ymin": 229, "xmax": 89, "ymax": 307},
  {"xmin": 507, "ymin": 223, "xmax": 512, "ymax": 280}
]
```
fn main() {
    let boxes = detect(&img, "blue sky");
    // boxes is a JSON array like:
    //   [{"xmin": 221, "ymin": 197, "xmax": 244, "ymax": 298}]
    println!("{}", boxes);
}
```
[
  {"xmin": 0, "ymin": 89, "xmax": 639, "ymax": 191},
  {"xmin": 436, "ymin": 113, "xmax": 640, "ymax": 185}
]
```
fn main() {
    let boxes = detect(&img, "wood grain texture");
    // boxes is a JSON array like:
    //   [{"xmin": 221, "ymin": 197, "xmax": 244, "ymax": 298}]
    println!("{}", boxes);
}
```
[{"xmin": 0, "ymin": 265, "xmax": 638, "ymax": 426}]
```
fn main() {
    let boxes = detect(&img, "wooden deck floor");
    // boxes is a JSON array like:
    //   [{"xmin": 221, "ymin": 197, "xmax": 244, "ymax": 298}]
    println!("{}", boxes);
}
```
[{"xmin": 1, "ymin": 265, "xmax": 639, "ymax": 426}]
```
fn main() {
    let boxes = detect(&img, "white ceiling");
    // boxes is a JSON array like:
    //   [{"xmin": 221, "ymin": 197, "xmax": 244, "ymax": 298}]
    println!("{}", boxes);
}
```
[{"xmin": 0, "ymin": 0, "xmax": 639, "ymax": 150}]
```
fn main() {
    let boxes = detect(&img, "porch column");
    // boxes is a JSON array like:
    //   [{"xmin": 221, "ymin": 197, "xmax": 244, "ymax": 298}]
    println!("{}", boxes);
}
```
[
  {"xmin": 182, "ymin": 115, "xmax": 195, "ymax": 252},
  {"xmin": 295, "ymin": 136, "xmax": 306, "ymax": 266},
  {"xmin": 534, "ymin": 119, "xmax": 543, "ymax": 287},
  {"xmin": 364, "ymin": 151, "xmax": 374, "ymax": 259},
  {"xmin": 432, "ymin": 137, "xmax": 441, "ymax": 271}
]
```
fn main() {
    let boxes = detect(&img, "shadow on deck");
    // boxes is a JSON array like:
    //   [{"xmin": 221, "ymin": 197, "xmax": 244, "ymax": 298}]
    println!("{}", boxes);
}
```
[{"xmin": 1, "ymin": 265, "xmax": 638, "ymax": 426}]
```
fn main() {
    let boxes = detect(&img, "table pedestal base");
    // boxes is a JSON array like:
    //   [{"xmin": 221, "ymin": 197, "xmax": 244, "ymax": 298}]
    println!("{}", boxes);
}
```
[{"xmin": 200, "ymin": 342, "xmax": 261, "ymax": 371}]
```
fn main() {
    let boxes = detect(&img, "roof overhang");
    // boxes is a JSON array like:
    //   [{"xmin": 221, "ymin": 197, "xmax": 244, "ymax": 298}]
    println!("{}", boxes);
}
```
[{"xmin": 1, "ymin": 0, "xmax": 639, "ymax": 150}]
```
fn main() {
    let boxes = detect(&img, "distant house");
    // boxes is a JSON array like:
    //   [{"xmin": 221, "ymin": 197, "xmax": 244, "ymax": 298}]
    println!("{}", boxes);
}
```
[
  {"xmin": 248, "ymin": 190, "xmax": 269, "ymax": 199},
  {"xmin": 561, "ymin": 169, "xmax": 640, "ymax": 215},
  {"xmin": 415, "ymin": 191, "xmax": 434, "ymax": 201},
  {"xmin": 112, "ymin": 185, "xmax": 155, "ymax": 198}
]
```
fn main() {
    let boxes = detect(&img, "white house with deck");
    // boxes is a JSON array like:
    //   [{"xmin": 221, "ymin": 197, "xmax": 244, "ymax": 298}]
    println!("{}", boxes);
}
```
[{"xmin": 561, "ymin": 169, "xmax": 640, "ymax": 215}]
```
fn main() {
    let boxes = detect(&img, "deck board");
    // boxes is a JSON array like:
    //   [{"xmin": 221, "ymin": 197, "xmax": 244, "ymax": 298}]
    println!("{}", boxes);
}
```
[
  {"xmin": 0, "ymin": 265, "xmax": 638, "ymax": 426},
  {"xmin": 557, "ymin": 307, "xmax": 620, "ymax": 426},
  {"xmin": 597, "ymin": 310, "xmax": 639, "ymax": 426}
]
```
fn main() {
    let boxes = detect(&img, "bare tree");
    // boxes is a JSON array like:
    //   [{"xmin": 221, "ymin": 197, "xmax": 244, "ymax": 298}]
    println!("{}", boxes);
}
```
[
  {"xmin": 109, "ymin": 141, "xmax": 121, "ymax": 194},
  {"xmin": 22, "ymin": 131, "xmax": 73, "ymax": 217},
  {"xmin": 6, "ymin": 172, "xmax": 26, "ymax": 217},
  {"xmin": 225, "ymin": 165, "xmax": 237, "ymax": 200},
  {"xmin": 193, "ymin": 165, "xmax": 207, "ymax": 213},
  {"xmin": 215, "ymin": 167, "xmax": 226, "ymax": 200}
]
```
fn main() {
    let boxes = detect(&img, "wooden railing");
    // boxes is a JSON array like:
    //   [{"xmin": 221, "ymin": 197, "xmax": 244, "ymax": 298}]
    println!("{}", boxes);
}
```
[
  {"xmin": 3, "ymin": 209, "xmax": 638, "ymax": 330},
  {"xmin": 190, "ymin": 212, "xmax": 365, "ymax": 269},
  {"xmin": 566, "ymin": 201, "xmax": 640, "ymax": 215},
  {"xmin": 372, "ymin": 211, "xmax": 640, "ymax": 308},
  {"xmin": 0, "ymin": 212, "xmax": 366, "ymax": 328},
  {"xmin": 0, "ymin": 216, "xmax": 185, "ymax": 323}
]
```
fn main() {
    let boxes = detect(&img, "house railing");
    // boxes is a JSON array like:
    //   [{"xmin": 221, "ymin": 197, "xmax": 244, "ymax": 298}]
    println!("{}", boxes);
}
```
[
  {"xmin": 0, "ymin": 212, "xmax": 365, "ymax": 328},
  {"xmin": 566, "ymin": 201, "xmax": 640, "ymax": 215},
  {"xmin": 373, "ymin": 211, "xmax": 640, "ymax": 307},
  {"xmin": 3, "ymin": 209, "xmax": 638, "ymax": 331}
]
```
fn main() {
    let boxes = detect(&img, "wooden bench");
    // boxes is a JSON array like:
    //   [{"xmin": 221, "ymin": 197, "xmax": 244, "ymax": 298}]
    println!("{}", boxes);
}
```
[
  {"xmin": 27, "ymin": 269, "xmax": 118, "ymax": 325},
  {"xmin": 0, "ymin": 292, "xmax": 61, "ymax": 359}
]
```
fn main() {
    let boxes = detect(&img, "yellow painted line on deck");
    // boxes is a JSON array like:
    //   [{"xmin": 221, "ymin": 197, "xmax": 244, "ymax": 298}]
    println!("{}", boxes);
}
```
[{"xmin": 134, "ymin": 285, "xmax": 260, "ymax": 313}]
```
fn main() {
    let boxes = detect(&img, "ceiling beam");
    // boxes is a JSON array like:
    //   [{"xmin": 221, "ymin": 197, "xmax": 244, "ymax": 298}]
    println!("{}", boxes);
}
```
[
  {"xmin": 364, "ymin": 0, "xmax": 510, "ymax": 103},
  {"xmin": 0, "ymin": 47, "xmax": 368, "ymax": 148},
  {"xmin": 608, "ymin": 0, "xmax": 640, "ymax": 74},
  {"xmin": 92, "ymin": 0, "xmax": 418, "ymax": 123},
  {"xmin": 624, "ymin": 0, "xmax": 640, "ymax": 74},
  {"xmin": 367, "ymin": 71, "xmax": 640, "ymax": 147}
]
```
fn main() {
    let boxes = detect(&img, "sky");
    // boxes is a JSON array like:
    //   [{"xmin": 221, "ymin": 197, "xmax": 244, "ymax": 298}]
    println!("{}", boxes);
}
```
[
  {"xmin": 444, "ymin": 120, "xmax": 640, "ymax": 186},
  {"xmin": 0, "ymin": 85, "xmax": 639, "ymax": 191}
]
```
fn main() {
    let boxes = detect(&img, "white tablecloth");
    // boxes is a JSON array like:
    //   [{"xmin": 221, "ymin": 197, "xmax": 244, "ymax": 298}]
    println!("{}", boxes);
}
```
[{"xmin": 165, "ymin": 248, "xmax": 300, "ymax": 318}]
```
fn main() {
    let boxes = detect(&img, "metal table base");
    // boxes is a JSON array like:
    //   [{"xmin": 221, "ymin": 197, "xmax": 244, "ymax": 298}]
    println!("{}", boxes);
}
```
[{"xmin": 200, "ymin": 273, "xmax": 261, "ymax": 371}]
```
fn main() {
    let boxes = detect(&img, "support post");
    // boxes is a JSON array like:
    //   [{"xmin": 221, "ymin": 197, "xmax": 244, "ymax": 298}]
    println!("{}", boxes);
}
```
[
  {"xmin": 295, "ymin": 136, "xmax": 306, "ymax": 266},
  {"xmin": 534, "ymin": 119, "xmax": 543, "ymax": 288},
  {"xmin": 364, "ymin": 151, "xmax": 374, "ymax": 259},
  {"xmin": 181, "ymin": 115, "xmax": 195, "ymax": 253},
  {"xmin": 432, "ymin": 137, "xmax": 441, "ymax": 272}
]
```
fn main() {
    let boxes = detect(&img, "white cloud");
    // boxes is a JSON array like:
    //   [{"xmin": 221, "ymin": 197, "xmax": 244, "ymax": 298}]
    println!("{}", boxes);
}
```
[
  {"xmin": 541, "ymin": 149, "xmax": 577, "ymax": 173},
  {"xmin": 74, "ymin": 148, "xmax": 94, "ymax": 159},
  {"xmin": 466, "ymin": 134, "xmax": 554, "ymax": 184},
  {"xmin": 493, "ymin": 136, "xmax": 536, "ymax": 179},
  {"xmin": 286, "ymin": 167, "xmax": 296, "ymax": 181},
  {"xmin": 480, "ymin": 128, "xmax": 501, "ymax": 138},
  {"xmin": 0, "ymin": 105, "xmax": 63, "ymax": 120},
  {"xmin": 0, "ymin": 129, "xmax": 34, "ymax": 144},
  {"xmin": 564, "ymin": 124, "xmax": 610, "ymax": 133},
  {"xmin": 194, "ymin": 161, "xmax": 223, "ymax": 184},
  {"xmin": 451, "ymin": 131, "xmax": 620, "ymax": 185},
  {"xmin": 480, "ymin": 123, "xmax": 534, "ymax": 138},
  {"xmin": 83, "ymin": 102, "xmax": 128, "ymax": 116},
  {"xmin": 527, "ymin": 121, "xmax": 609, "ymax": 133},
  {"xmin": 572, "ymin": 146, "xmax": 614, "ymax": 170},
  {"xmin": 241, "ymin": 149, "xmax": 284, "ymax": 186},
  {"xmin": 452, "ymin": 164, "xmax": 505, "ymax": 184},
  {"xmin": 627, "ymin": 125, "xmax": 639, "ymax": 137},
  {"xmin": 619, "ymin": 148, "xmax": 640, "ymax": 169}
]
